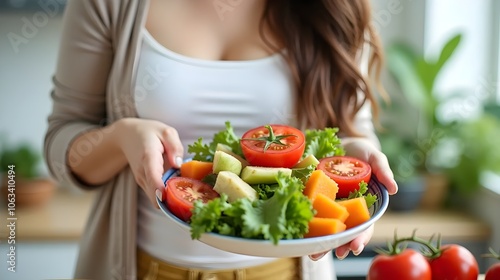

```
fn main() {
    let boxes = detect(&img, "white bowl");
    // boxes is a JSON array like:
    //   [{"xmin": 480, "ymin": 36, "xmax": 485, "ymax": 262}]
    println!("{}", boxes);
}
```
[{"xmin": 157, "ymin": 168, "xmax": 389, "ymax": 258}]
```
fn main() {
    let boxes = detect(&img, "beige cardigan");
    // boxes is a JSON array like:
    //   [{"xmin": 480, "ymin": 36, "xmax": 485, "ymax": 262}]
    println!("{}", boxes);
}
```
[
  {"xmin": 45, "ymin": 0, "xmax": 147, "ymax": 279},
  {"xmin": 45, "ymin": 1, "xmax": 375, "ymax": 279}
]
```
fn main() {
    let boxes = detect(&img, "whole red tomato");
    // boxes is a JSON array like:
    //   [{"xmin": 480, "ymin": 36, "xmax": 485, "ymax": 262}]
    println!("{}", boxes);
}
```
[
  {"xmin": 486, "ymin": 263, "xmax": 500, "ymax": 280},
  {"xmin": 368, "ymin": 249, "xmax": 432, "ymax": 280},
  {"xmin": 484, "ymin": 248, "xmax": 500, "ymax": 280},
  {"xmin": 428, "ymin": 245, "xmax": 479, "ymax": 280}
]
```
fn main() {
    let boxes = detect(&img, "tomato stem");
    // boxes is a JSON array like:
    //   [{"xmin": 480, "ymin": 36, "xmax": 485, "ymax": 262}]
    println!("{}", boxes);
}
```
[
  {"xmin": 376, "ymin": 230, "xmax": 442, "ymax": 258},
  {"xmin": 482, "ymin": 248, "xmax": 500, "ymax": 260},
  {"xmin": 241, "ymin": 125, "xmax": 296, "ymax": 152}
]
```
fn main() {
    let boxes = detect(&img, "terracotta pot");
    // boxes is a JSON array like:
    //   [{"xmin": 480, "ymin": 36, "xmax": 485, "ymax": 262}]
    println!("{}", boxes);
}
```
[
  {"xmin": 1, "ymin": 177, "xmax": 56, "ymax": 208},
  {"xmin": 419, "ymin": 173, "xmax": 450, "ymax": 210}
]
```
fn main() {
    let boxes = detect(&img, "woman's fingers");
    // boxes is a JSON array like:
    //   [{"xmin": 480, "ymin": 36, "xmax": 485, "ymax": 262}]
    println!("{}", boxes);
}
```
[
  {"xmin": 335, "ymin": 225, "xmax": 374, "ymax": 259},
  {"xmin": 143, "ymin": 125, "xmax": 183, "ymax": 208},
  {"xmin": 143, "ymin": 148, "xmax": 167, "ymax": 208},
  {"xmin": 309, "ymin": 251, "xmax": 328, "ymax": 261},
  {"xmin": 116, "ymin": 119, "xmax": 184, "ymax": 208},
  {"xmin": 142, "ymin": 124, "xmax": 183, "ymax": 208},
  {"xmin": 335, "ymin": 244, "xmax": 351, "ymax": 260},
  {"xmin": 368, "ymin": 151, "xmax": 398, "ymax": 195},
  {"xmin": 159, "ymin": 126, "xmax": 184, "ymax": 168}
]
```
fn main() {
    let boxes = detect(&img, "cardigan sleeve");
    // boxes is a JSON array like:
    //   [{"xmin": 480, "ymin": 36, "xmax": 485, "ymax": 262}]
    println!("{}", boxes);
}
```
[{"xmin": 44, "ymin": 0, "xmax": 116, "ymax": 189}]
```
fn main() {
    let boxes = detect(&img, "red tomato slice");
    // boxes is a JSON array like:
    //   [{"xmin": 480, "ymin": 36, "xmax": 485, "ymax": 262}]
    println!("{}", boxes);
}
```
[
  {"xmin": 240, "ymin": 124, "xmax": 305, "ymax": 168},
  {"xmin": 164, "ymin": 177, "xmax": 219, "ymax": 222},
  {"xmin": 318, "ymin": 156, "xmax": 371, "ymax": 198}
]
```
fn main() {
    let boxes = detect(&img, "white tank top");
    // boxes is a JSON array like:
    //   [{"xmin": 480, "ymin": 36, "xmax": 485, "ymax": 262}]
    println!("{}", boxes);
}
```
[{"xmin": 134, "ymin": 29, "xmax": 295, "ymax": 269}]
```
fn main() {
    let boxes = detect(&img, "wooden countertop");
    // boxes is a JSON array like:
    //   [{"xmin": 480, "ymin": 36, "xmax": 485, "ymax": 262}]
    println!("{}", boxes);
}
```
[
  {"xmin": 0, "ymin": 188, "xmax": 492, "ymax": 242},
  {"xmin": 0, "ymin": 188, "xmax": 95, "ymax": 241},
  {"xmin": 372, "ymin": 209, "xmax": 491, "ymax": 244}
]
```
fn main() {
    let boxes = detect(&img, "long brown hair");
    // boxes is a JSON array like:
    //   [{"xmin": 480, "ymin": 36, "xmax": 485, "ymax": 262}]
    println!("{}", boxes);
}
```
[{"xmin": 261, "ymin": 0, "xmax": 384, "ymax": 136}]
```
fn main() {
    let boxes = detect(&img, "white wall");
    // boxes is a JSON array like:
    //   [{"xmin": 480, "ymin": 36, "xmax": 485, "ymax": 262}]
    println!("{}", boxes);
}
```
[
  {"xmin": 372, "ymin": 0, "xmax": 426, "ymax": 50},
  {"xmin": 424, "ymin": 0, "xmax": 499, "ymax": 122},
  {"xmin": 0, "ymin": 10, "xmax": 64, "ymax": 175}
]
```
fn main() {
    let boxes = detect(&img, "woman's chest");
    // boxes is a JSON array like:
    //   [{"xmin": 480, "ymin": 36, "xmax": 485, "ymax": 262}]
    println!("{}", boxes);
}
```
[{"xmin": 145, "ymin": 0, "xmax": 276, "ymax": 62}]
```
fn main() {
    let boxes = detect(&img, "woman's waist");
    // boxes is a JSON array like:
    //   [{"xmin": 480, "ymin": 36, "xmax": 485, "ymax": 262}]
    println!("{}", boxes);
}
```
[{"xmin": 137, "ymin": 247, "xmax": 301, "ymax": 280}]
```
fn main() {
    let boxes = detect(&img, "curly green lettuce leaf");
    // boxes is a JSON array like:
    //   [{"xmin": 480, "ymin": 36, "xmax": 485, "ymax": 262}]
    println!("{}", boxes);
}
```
[
  {"xmin": 303, "ymin": 127, "xmax": 345, "ymax": 159},
  {"xmin": 190, "ymin": 194, "xmax": 231, "ymax": 239},
  {"xmin": 347, "ymin": 181, "xmax": 378, "ymax": 208},
  {"xmin": 189, "ymin": 173, "xmax": 314, "ymax": 244},
  {"xmin": 242, "ymin": 174, "xmax": 314, "ymax": 244},
  {"xmin": 212, "ymin": 121, "xmax": 243, "ymax": 156},
  {"xmin": 252, "ymin": 183, "xmax": 278, "ymax": 200},
  {"xmin": 291, "ymin": 164, "xmax": 316, "ymax": 184},
  {"xmin": 187, "ymin": 138, "xmax": 213, "ymax": 162},
  {"xmin": 187, "ymin": 121, "xmax": 243, "ymax": 162}
]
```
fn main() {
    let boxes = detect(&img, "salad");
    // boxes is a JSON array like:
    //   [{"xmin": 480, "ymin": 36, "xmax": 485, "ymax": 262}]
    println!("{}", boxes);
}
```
[{"xmin": 163, "ymin": 122, "xmax": 377, "ymax": 245}]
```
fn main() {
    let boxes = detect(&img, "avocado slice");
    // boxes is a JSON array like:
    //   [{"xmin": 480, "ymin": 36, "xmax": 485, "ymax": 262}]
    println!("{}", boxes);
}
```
[
  {"xmin": 213, "ymin": 171, "xmax": 258, "ymax": 202},
  {"xmin": 216, "ymin": 143, "xmax": 249, "ymax": 168},
  {"xmin": 240, "ymin": 166, "xmax": 292, "ymax": 184},
  {"xmin": 212, "ymin": 150, "xmax": 242, "ymax": 175},
  {"xmin": 293, "ymin": 154, "xmax": 320, "ymax": 169}
]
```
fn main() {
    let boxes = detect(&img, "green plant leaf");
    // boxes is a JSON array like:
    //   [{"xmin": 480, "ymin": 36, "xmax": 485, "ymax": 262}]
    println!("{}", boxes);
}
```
[
  {"xmin": 387, "ymin": 44, "xmax": 431, "ymax": 119},
  {"xmin": 415, "ymin": 58, "xmax": 435, "ymax": 95},
  {"xmin": 414, "ymin": 58, "xmax": 437, "ymax": 124},
  {"xmin": 418, "ymin": 34, "xmax": 462, "ymax": 97},
  {"xmin": 435, "ymin": 34, "xmax": 462, "ymax": 76}
]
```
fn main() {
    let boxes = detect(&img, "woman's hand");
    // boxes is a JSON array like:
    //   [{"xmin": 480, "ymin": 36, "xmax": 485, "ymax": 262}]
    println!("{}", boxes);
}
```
[
  {"xmin": 309, "ymin": 137, "xmax": 398, "ymax": 261},
  {"xmin": 116, "ymin": 118, "xmax": 184, "ymax": 207}
]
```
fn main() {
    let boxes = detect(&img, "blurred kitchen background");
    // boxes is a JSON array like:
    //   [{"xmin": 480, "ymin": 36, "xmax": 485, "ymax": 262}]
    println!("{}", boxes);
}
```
[{"xmin": 0, "ymin": 0, "xmax": 499, "ymax": 279}]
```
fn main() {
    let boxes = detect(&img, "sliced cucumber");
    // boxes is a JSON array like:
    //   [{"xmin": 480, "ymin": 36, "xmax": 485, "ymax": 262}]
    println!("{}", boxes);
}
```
[
  {"xmin": 294, "ymin": 154, "xmax": 320, "ymax": 169},
  {"xmin": 216, "ymin": 143, "xmax": 249, "ymax": 168},
  {"xmin": 213, "ymin": 171, "xmax": 258, "ymax": 202},
  {"xmin": 212, "ymin": 150, "xmax": 242, "ymax": 175},
  {"xmin": 240, "ymin": 166, "xmax": 292, "ymax": 184}
]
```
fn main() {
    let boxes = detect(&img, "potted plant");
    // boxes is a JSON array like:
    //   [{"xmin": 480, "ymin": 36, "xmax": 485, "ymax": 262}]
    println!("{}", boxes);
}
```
[
  {"xmin": 378, "ymin": 33, "xmax": 463, "ymax": 210},
  {"xmin": 445, "ymin": 112, "xmax": 500, "ymax": 198},
  {"xmin": 378, "ymin": 132, "xmax": 426, "ymax": 211},
  {"xmin": 0, "ymin": 140, "xmax": 55, "ymax": 207}
]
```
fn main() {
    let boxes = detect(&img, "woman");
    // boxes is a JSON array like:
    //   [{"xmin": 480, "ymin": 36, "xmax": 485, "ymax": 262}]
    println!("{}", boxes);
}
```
[{"xmin": 44, "ymin": 0, "xmax": 398, "ymax": 279}]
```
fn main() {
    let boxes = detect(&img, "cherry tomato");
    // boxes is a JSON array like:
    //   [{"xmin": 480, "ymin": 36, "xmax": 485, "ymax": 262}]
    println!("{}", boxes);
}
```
[
  {"xmin": 486, "ymin": 263, "xmax": 500, "ymax": 280},
  {"xmin": 165, "ymin": 177, "xmax": 219, "ymax": 222},
  {"xmin": 368, "ymin": 249, "xmax": 432, "ymax": 280},
  {"xmin": 428, "ymin": 245, "xmax": 479, "ymax": 280},
  {"xmin": 240, "ymin": 124, "xmax": 305, "ymax": 168},
  {"xmin": 317, "ymin": 156, "xmax": 371, "ymax": 198}
]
